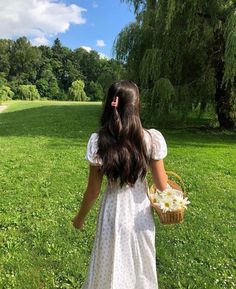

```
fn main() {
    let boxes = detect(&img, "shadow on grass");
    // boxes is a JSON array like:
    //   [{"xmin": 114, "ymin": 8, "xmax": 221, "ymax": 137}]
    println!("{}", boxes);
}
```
[
  {"xmin": 0, "ymin": 104, "xmax": 102, "ymax": 139},
  {"xmin": 0, "ymin": 102, "xmax": 235, "ymax": 147},
  {"xmin": 162, "ymin": 127, "xmax": 236, "ymax": 147}
]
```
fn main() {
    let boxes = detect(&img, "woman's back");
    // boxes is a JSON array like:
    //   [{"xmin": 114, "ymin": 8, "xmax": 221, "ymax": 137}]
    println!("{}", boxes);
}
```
[
  {"xmin": 81, "ymin": 127, "xmax": 167, "ymax": 289},
  {"xmin": 86, "ymin": 128, "xmax": 167, "ymax": 188},
  {"xmin": 78, "ymin": 81, "xmax": 167, "ymax": 289}
]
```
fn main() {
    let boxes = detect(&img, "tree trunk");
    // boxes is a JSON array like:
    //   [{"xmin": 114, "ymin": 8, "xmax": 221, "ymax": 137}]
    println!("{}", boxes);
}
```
[
  {"xmin": 215, "ymin": 60, "xmax": 236, "ymax": 129},
  {"xmin": 213, "ymin": 29, "xmax": 236, "ymax": 129}
]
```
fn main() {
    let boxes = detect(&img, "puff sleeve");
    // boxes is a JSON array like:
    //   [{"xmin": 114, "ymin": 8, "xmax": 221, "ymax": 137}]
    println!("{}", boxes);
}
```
[
  {"xmin": 85, "ymin": 133, "xmax": 103, "ymax": 166},
  {"xmin": 150, "ymin": 129, "xmax": 167, "ymax": 160}
]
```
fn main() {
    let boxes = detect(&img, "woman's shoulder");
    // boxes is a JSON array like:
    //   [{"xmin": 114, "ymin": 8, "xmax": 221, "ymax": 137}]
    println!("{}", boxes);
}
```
[
  {"xmin": 88, "ymin": 132, "xmax": 99, "ymax": 143},
  {"xmin": 143, "ymin": 128, "xmax": 167, "ymax": 160},
  {"xmin": 85, "ymin": 132, "xmax": 102, "ymax": 166},
  {"xmin": 143, "ymin": 128, "xmax": 165, "ymax": 140}
]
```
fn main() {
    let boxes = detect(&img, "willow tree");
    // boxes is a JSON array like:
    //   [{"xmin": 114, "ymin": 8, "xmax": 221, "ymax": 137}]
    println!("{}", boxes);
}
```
[{"xmin": 114, "ymin": 0, "xmax": 236, "ymax": 128}]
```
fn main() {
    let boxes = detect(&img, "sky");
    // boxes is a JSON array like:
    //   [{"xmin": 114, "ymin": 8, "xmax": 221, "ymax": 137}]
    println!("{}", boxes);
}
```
[{"xmin": 0, "ymin": 0, "xmax": 135, "ymax": 58}]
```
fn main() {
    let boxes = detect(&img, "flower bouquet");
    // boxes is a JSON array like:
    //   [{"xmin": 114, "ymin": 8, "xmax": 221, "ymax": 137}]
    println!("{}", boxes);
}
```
[{"xmin": 147, "ymin": 171, "xmax": 190, "ymax": 224}]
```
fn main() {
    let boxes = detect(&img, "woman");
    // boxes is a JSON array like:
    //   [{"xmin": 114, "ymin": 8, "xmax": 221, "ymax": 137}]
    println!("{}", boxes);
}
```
[{"xmin": 72, "ymin": 80, "xmax": 168, "ymax": 289}]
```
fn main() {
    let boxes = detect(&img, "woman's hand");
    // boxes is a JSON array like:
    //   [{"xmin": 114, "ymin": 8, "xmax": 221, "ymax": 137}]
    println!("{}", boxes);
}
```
[{"xmin": 71, "ymin": 215, "xmax": 85, "ymax": 230}]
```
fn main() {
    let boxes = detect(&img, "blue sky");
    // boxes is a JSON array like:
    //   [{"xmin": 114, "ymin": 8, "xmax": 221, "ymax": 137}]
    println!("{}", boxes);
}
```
[
  {"xmin": 61, "ymin": 0, "xmax": 135, "ymax": 57},
  {"xmin": 0, "ymin": 0, "xmax": 135, "ymax": 58}
]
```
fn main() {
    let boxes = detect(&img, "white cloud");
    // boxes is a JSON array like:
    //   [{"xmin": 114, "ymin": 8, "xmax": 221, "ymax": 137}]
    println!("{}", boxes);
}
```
[
  {"xmin": 0, "ymin": 0, "xmax": 86, "ymax": 42},
  {"xmin": 80, "ymin": 46, "xmax": 110, "ymax": 59},
  {"xmin": 98, "ymin": 52, "xmax": 110, "ymax": 60},
  {"xmin": 31, "ymin": 36, "xmax": 49, "ymax": 46},
  {"xmin": 96, "ymin": 39, "xmax": 105, "ymax": 47},
  {"xmin": 81, "ymin": 46, "xmax": 92, "ymax": 52}
]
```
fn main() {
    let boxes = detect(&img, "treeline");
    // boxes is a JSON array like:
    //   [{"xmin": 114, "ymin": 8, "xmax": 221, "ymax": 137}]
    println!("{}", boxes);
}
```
[
  {"xmin": 0, "ymin": 37, "xmax": 125, "ymax": 102},
  {"xmin": 115, "ymin": 0, "xmax": 236, "ymax": 128}
]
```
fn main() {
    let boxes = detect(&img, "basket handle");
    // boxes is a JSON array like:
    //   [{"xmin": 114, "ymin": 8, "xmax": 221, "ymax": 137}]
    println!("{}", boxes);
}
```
[{"xmin": 166, "ymin": 170, "xmax": 186, "ymax": 194}]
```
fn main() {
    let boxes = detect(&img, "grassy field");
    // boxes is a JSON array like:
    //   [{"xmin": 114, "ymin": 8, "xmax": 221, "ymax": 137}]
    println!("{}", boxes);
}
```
[{"xmin": 0, "ymin": 100, "xmax": 235, "ymax": 289}]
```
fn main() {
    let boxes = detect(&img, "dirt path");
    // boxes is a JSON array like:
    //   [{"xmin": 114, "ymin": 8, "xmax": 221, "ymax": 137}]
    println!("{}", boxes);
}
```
[{"xmin": 0, "ymin": 105, "xmax": 8, "ymax": 113}]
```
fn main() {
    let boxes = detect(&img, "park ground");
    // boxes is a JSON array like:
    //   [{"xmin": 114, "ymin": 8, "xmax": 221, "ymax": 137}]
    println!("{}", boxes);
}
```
[{"xmin": 0, "ymin": 100, "xmax": 235, "ymax": 289}]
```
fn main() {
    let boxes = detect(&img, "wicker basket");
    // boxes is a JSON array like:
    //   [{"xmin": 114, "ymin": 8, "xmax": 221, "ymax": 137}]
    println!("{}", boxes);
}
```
[{"xmin": 146, "ymin": 171, "xmax": 187, "ymax": 225}]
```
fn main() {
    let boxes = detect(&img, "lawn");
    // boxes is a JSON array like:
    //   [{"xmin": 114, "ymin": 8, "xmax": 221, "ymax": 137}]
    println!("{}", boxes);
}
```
[{"xmin": 0, "ymin": 100, "xmax": 235, "ymax": 289}]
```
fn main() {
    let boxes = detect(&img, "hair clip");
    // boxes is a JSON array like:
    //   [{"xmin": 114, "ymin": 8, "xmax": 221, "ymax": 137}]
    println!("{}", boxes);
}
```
[{"xmin": 111, "ymin": 96, "xmax": 119, "ymax": 108}]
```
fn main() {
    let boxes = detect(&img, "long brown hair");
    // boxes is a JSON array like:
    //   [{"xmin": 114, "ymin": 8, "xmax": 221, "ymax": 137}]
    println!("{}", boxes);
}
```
[{"xmin": 97, "ymin": 80, "xmax": 150, "ymax": 188}]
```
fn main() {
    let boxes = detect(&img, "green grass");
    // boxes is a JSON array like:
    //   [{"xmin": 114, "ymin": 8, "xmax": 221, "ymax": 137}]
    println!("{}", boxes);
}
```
[{"xmin": 0, "ymin": 100, "xmax": 235, "ymax": 289}]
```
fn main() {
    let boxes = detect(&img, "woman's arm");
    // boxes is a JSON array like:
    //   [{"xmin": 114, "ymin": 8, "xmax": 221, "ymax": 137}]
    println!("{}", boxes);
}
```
[
  {"xmin": 72, "ymin": 165, "xmax": 103, "ymax": 229},
  {"xmin": 150, "ymin": 159, "xmax": 168, "ymax": 191}
]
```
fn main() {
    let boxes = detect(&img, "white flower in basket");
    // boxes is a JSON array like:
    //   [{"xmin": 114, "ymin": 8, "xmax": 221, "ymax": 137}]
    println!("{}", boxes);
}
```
[
  {"xmin": 147, "ymin": 171, "xmax": 190, "ymax": 224},
  {"xmin": 152, "ymin": 184, "xmax": 190, "ymax": 212}
]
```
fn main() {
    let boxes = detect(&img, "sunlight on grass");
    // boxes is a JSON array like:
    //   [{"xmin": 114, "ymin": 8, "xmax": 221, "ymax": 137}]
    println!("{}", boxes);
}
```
[{"xmin": 0, "ymin": 100, "xmax": 235, "ymax": 289}]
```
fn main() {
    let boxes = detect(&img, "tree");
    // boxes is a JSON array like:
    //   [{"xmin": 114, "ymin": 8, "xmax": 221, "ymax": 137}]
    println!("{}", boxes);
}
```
[
  {"xmin": 0, "ymin": 39, "xmax": 13, "ymax": 77},
  {"xmin": 61, "ymin": 58, "xmax": 83, "ymax": 91},
  {"xmin": 73, "ymin": 48, "xmax": 103, "ymax": 82},
  {"xmin": 36, "ymin": 67, "xmax": 60, "ymax": 99},
  {"xmin": 0, "ymin": 36, "xmax": 126, "ymax": 102},
  {"xmin": 0, "ymin": 73, "xmax": 8, "ymax": 86},
  {"xmin": 9, "ymin": 37, "xmax": 42, "ymax": 83},
  {"xmin": 68, "ymin": 80, "xmax": 88, "ymax": 101},
  {"xmin": 97, "ymin": 59, "xmax": 126, "ymax": 98},
  {"xmin": 0, "ymin": 85, "xmax": 14, "ymax": 104},
  {"xmin": 86, "ymin": 81, "xmax": 104, "ymax": 101},
  {"xmin": 18, "ymin": 85, "xmax": 41, "ymax": 100},
  {"xmin": 51, "ymin": 38, "xmax": 82, "ymax": 91},
  {"xmin": 115, "ymin": 0, "xmax": 236, "ymax": 128}
]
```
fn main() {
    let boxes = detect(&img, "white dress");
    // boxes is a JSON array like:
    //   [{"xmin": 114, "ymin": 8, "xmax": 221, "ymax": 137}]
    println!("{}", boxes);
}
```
[{"xmin": 81, "ymin": 128, "xmax": 167, "ymax": 289}]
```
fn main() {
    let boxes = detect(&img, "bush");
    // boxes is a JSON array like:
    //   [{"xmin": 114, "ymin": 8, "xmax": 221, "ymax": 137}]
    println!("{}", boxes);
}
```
[
  {"xmin": 68, "ymin": 80, "xmax": 88, "ymax": 101},
  {"xmin": 18, "ymin": 85, "xmax": 41, "ymax": 100},
  {"xmin": 0, "ymin": 85, "xmax": 14, "ymax": 104},
  {"xmin": 56, "ymin": 89, "xmax": 68, "ymax": 101}
]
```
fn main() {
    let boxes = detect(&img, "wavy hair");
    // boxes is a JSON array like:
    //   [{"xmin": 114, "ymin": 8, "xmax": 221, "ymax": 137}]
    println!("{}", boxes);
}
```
[{"xmin": 97, "ymin": 80, "xmax": 150, "ymax": 188}]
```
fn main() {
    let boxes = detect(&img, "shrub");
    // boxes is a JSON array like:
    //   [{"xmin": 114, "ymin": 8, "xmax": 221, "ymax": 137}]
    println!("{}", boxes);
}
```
[
  {"xmin": 18, "ymin": 85, "xmax": 41, "ymax": 100},
  {"xmin": 0, "ymin": 85, "xmax": 14, "ymax": 104},
  {"xmin": 68, "ymin": 80, "xmax": 88, "ymax": 101}
]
